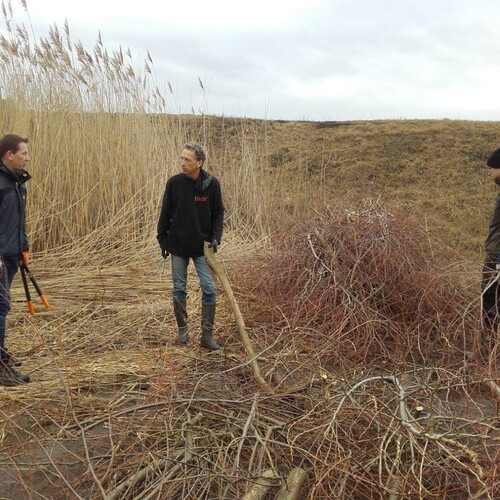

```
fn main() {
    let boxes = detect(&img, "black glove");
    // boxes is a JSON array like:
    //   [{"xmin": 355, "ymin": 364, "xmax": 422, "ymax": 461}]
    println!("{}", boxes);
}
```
[
  {"xmin": 161, "ymin": 248, "xmax": 169, "ymax": 259},
  {"xmin": 208, "ymin": 239, "xmax": 218, "ymax": 253}
]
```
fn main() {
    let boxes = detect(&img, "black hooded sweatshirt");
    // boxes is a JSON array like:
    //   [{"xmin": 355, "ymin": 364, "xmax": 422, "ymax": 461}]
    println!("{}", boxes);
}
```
[{"xmin": 157, "ymin": 170, "xmax": 224, "ymax": 258}]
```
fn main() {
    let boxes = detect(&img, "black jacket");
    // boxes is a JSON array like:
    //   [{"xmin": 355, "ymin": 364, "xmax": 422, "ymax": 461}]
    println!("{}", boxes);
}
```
[
  {"xmin": 0, "ymin": 163, "xmax": 30, "ymax": 257},
  {"xmin": 157, "ymin": 170, "xmax": 224, "ymax": 258},
  {"xmin": 485, "ymin": 194, "xmax": 500, "ymax": 258}
]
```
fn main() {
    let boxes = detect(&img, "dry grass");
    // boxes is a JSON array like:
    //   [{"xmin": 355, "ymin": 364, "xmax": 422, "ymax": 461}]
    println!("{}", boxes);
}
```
[
  {"xmin": 1, "ymin": 229, "xmax": 498, "ymax": 499},
  {"xmin": 258, "ymin": 118, "xmax": 500, "ymax": 257}
]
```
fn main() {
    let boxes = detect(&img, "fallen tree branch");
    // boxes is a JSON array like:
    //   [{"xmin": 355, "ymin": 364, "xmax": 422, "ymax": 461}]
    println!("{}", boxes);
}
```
[
  {"xmin": 483, "ymin": 379, "xmax": 500, "ymax": 401},
  {"xmin": 328, "ymin": 375, "xmax": 485, "ymax": 483},
  {"xmin": 275, "ymin": 467, "xmax": 309, "ymax": 500},
  {"xmin": 105, "ymin": 412, "xmax": 203, "ymax": 500},
  {"xmin": 242, "ymin": 469, "xmax": 279, "ymax": 500},
  {"xmin": 204, "ymin": 242, "xmax": 270, "ymax": 392}
]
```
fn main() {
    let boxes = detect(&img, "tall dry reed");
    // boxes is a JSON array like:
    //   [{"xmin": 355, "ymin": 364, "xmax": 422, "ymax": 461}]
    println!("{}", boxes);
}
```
[{"xmin": 0, "ymin": 1, "xmax": 316, "ymax": 259}]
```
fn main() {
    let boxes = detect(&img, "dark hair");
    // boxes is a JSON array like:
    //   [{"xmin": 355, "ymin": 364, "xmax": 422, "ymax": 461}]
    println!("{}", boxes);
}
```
[
  {"xmin": 487, "ymin": 148, "xmax": 500, "ymax": 169},
  {"xmin": 184, "ymin": 142, "xmax": 206, "ymax": 165},
  {"xmin": 0, "ymin": 134, "xmax": 29, "ymax": 159}
]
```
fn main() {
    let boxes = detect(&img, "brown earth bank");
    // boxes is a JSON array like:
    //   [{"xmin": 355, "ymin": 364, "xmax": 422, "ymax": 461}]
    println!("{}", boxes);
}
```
[{"xmin": 183, "ymin": 116, "xmax": 500, "ymax": 257}]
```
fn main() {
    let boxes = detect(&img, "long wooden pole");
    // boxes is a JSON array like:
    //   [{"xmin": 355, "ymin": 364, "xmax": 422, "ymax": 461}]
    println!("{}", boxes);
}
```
[{"xmin": 204, "ymin": 242, "xmax": 270, "ymax": 392}]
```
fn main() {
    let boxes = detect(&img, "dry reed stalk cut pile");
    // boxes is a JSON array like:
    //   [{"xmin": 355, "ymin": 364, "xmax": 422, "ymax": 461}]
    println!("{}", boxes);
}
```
[{"xmin": 0, "ymin": 210, "xmax": 497, "ymax": 499}]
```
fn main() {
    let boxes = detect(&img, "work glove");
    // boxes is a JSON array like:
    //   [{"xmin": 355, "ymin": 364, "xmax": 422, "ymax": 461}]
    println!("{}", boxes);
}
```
[
  {"xmin": 208, "ymin": 239, "xmax": 219, "ymax": 253},
  {"xmin": 21, "ymin": 251, "xmax": 30, "ymax": 265},
  {"xmin": 161, "ymin": 248, "xmax": 169, "ymax": 259}
]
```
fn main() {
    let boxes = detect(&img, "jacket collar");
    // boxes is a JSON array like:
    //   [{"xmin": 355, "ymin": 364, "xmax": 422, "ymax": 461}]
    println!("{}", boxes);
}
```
[
  {"xmin": 0, "ymin": 162, "xmax": 31, "ymax": 184},
  {"xmin": 194, "ymin": 169, "xmax": 212, "ymax": 191}
]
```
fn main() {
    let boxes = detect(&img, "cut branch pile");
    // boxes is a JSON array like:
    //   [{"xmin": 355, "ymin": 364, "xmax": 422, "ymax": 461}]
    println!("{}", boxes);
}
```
[
  {"xmin": 0, "ymin": 204, "xmax": 498, "ymax": 498},
  {"xmin": 244, "ymin": 200, "xmax": 484, "ymax": 368}
]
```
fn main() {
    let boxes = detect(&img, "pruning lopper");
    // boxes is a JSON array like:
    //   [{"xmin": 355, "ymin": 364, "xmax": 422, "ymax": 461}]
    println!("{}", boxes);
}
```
[{"xmin": 20, "ymin": 262, "xmax": 51, "ymax": 315}]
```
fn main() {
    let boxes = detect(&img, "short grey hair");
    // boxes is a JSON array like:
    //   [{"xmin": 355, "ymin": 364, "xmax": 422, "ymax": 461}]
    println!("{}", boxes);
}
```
[{"xmin": 184, "ymin": 142, "xmax": 206, "ymax": 165}]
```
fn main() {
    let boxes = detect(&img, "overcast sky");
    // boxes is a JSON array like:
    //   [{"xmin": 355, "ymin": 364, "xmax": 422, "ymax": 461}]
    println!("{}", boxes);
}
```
[{"xmin": 9, "ymin": 0, "xmax": 500, "ymax": 121}]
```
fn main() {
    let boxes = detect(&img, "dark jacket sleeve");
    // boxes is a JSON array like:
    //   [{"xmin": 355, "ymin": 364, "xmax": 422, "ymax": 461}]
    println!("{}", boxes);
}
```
[
  {"xmin": 22, "ymin": 231, "xmax": 29, "ymax": 252},
  {"xmin": 211, "ymin": 180, "xmax": 224, "ymax": 244},
  {"xmin": 157, "ymin": 180, "xmax": 172, "ymax": 250},
  {"xmin": 22, "ymin": 185, "xmax": 29, "ymax": 252}
]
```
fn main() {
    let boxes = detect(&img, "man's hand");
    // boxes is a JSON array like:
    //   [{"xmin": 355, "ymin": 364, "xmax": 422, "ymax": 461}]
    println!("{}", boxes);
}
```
[
  {"xmin": 208, "ymin": 239, "xmax": 218, "ymax": 253},
  {"xmin": 161, "ymin": 248, "xmax": 169, "ymax": 259},
  {"xmin": 21, "ymin": 251, "xmax": 30, "ymax": 265}
]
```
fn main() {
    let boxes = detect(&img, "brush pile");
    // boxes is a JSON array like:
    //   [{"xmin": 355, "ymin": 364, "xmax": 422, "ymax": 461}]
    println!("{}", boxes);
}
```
[
  {"xmin": 0, "ymin": 201, "xmax": 498, "ymax": 499},
  {"xmin": 248, "ymin": 199, "xmax": 481, "ymax": 367}
]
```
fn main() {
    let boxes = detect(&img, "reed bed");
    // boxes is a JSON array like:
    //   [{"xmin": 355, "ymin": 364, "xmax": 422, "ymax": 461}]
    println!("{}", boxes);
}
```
[{"xmin": 0, "ymin": 1, "xmax": 301, "ymax": 256}]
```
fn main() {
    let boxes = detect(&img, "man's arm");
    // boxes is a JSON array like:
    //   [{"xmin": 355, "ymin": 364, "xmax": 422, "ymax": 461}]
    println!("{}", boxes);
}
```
[
  {"xmin": 22, "ymin": 184, "xmax": 29, "ymax": 256},
  {"xmin": 211, "ymin": 180, "xmax": 224, "ymax": 244},
  {"xmin": 157, "ymin": 180, "xmax": 172, "ymax": 250}
]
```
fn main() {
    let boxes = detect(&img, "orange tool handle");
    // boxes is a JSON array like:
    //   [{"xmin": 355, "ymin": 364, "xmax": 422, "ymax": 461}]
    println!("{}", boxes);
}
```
[
  {"xmin": 21, "ymin": 262, "xmax": 51, "ymax": 310},
  {"xmin": 27, "ymin": 300, "xmax": 35, "ymax": 315},
  {"xmin": 40, "ymin": 295, "xmax": 50, "ymax": 309}
]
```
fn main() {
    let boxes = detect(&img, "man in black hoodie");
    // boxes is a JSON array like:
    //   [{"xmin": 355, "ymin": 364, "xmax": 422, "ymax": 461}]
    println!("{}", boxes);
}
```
[
  {"xmin": 0, "ymin": 134, "xmax": 32, "ymax": 386},
  {"xmin": 157, "ymin": 143, "xmax": 224, "ymax": 350}
]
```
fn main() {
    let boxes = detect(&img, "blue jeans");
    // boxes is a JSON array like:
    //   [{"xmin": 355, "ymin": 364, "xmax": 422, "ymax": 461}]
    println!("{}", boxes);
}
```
[
  {"xmin": 171, "ymin": 254, "xmax": 217, "ymax": 305},
  {"xmin": 0, "ymin": 257, "xmax": 19, "ymax": 350}
]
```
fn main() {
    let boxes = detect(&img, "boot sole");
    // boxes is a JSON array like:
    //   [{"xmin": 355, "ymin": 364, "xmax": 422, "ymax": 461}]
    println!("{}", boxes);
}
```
[
  {"xmin": 1, "ymin": 378, "xmax": 29, "ymax": 387},
  {"xmin": 200, "ymin": 343, "xmax": 222, "ymax": 351}
]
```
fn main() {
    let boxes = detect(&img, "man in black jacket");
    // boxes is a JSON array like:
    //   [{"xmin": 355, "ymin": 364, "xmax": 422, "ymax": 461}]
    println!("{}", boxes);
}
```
[
  {"xmin": 482, "ymin": 148, "xmax": 500, "ymax": 327},
  {"xmin": 0, "ymin": 134, "xmax": 32, "ymax": 386},
  {"xmin": 157, "ymin": 143, "xmax": 224, "ymax": 350}
]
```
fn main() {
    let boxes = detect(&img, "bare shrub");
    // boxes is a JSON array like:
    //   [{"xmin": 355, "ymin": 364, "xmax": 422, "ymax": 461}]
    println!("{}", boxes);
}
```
[{"xmin": 244, "ymin": 199, "xmax": 478, "ymax": 367}]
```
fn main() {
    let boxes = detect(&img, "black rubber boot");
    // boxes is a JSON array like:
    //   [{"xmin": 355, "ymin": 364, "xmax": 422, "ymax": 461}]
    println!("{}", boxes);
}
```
[
  {"xmin": 0, "ymin": 350, "xmax": 30, "ymax": 386},
  {"xmin": 173, "ymin": 299, "xmax": 188, "ymax": 345},
  {"xmin": 200, "ymin": 303, "xmax": 221, "ymax": 351},
  {"xmin": 3, "ymin": 348, "xmax": 22, "ymax": 367}
]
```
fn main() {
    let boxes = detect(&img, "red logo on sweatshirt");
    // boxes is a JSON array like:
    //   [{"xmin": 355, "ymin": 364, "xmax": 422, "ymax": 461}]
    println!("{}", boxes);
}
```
[{"xmin": 195, "ymin": 196, "xmax": 208, "ymax": 202}]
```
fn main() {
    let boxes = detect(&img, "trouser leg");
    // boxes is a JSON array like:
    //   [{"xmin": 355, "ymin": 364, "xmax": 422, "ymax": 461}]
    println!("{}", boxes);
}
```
[
  {"xmin": 0, "ymin": 317, "xmax": 5, "ymax": 353},
  {"xmin": 193, "ymin": 255, "xmax": 217, "ymax": 305},
  {"xmin": 171, "ymin": 254, "xmax": 189, "ymax": 302},
  {"xmin": 173, "ymin": 299, "xmax": 188, "ymax": 344},
  {"xmin": 482, "ymin": 260, "xmax": 500, "ymax": 328},
  {"xmin": 0, "ymin": 257, "xmax": 18, "ymax": 352},
  {"xmin": 0, "ymin": 257, "xmax": 30, "ymax": 385},
  {"xmin": 170, "ymin": 255, "xmax": 190, "ymax": 344}
]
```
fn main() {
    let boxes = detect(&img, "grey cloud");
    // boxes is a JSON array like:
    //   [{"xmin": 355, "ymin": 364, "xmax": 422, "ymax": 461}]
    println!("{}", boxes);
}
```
[{"xmin": 24, "ymin": 0, "xmax": 500, "ymax": 120}]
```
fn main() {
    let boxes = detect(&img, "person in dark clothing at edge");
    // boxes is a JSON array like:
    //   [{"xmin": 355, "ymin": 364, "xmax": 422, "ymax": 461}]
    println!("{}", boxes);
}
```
[
  {"xmin": 157, "ymin": 142, "xmax": 224, "ymax": 351},
  {"xmin": 482, "ymin": 148, "xmax": 500, "ymax": 335},
  {"xmin": 0, "ymin": 134, "xmax": 32, "ymax": 386}
]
